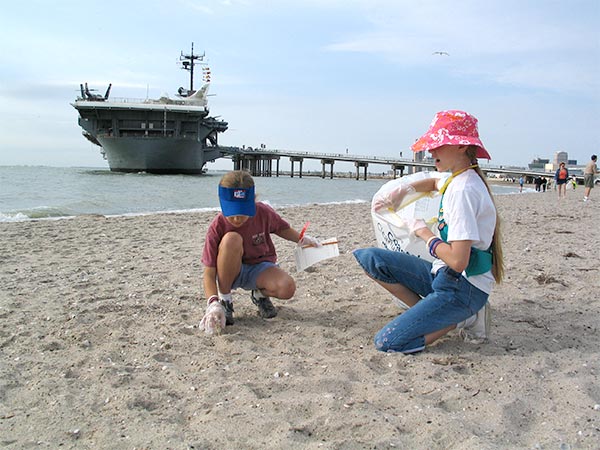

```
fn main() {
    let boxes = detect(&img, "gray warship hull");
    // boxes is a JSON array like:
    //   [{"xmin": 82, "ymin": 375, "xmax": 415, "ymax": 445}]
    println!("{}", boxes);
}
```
[
  {"xmin": 97, "ymin": 136, "xmax": 222, "ymax": 174},
  {"xmin": 73, "ymin": 100, "xmax": 228, "ymax": 174}
]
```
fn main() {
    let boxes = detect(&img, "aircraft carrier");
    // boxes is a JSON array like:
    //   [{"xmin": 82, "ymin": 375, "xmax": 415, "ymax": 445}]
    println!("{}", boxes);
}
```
[{"xmin": 72, "ymin": 44, "xmax": 228, "ymax": 174}]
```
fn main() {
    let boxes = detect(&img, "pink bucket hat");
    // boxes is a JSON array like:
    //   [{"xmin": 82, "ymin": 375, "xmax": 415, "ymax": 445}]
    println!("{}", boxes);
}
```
[{"xmin": 411, "ymin": 110, "xmax": 491, "ymax": 160}]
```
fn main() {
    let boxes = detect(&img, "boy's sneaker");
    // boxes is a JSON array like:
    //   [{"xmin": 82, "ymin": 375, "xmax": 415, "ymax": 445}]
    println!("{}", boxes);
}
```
[
  {"xmin": 219, "ymin": 299, "xmax": 235, "ymax": 326},
  {"xmin": 457, "ymin": 302, "xmax": 491, "ymax": 343},
  {"xmin": 250, "ymin": 290, "xmax": 277, "ymax": 318}
]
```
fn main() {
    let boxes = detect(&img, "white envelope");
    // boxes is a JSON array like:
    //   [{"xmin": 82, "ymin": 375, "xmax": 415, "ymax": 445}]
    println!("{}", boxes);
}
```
[{"xmin": 294, "ymin": 237, "xmax": 339, "ymax": 271}]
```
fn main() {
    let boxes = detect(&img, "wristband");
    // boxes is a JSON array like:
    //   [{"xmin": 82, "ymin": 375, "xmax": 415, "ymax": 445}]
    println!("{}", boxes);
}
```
[
  {"xmin": 426, "ymin": 236, "xmax": 437, "ymax": 248},
  {"xmin": 207, "ymin": 295, "xmax": 219, "ymax": 306},
  {"xmin": 430, "ymin": 240, "xmax": 443, "ymax": 258},
  {"xmin": 428, "ymin": 238, "xmax": 443, "ymax": 258}
]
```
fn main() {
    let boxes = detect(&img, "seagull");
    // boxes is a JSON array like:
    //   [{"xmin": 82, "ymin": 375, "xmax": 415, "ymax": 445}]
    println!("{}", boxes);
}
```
[{"xmin": 432, "ymin": 51, "xmax": 449, "ymax": 56}]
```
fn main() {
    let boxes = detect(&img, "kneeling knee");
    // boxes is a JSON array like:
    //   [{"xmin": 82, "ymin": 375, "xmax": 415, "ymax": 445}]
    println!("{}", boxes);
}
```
[
  {"xmin": 220, "ymin": 231, "xmax": 243, "ymax": 247},
  {"xmin": 374, "ymin": 336, "xmax": 391, "ymax": 352},
  {"xmin": 278, "ymin": 280, "xmax": 296, "ymax": 300}
]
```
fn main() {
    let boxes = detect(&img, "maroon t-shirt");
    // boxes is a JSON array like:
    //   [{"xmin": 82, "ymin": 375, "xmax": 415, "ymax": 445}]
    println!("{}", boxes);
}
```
[{"xmin": 201, "ymin": 202, "xmax": 290, "ymax": 267}]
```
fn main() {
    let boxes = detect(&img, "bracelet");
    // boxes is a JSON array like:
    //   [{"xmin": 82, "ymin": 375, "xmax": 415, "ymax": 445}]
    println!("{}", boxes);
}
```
[
  {"xmin": 429, "ymin": 239, "xmax": 443, "ymax": 258},
  {"xmin": 428, "ymin": 238, "xmax": 443, "ymax": 258},
  {"xmin": 207, "ymin": 295, "xmax": 219, "ymax": 306},
  {"xmin": 426, "ymin": 236, "xmax": 437, "ymax": 248},
  {"xmin": 430, "ymin": 240, "xmax": 443, "ymax": 258}
]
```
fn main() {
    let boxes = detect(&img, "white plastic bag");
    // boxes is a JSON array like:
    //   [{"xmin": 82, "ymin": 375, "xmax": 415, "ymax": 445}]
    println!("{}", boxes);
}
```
[{"xmin": 371, "ymin": 171, "xmax": 447, "ymax": 262}]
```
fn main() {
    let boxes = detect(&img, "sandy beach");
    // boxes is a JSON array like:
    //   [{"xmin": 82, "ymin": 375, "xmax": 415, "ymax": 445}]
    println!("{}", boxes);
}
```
[{"xmin": 1, "ymin": 191, "xmax": 599, "ymax": 449}]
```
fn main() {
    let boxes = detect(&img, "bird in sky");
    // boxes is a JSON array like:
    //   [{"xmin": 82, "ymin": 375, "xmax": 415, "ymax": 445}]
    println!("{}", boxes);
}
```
[{"xmin": 432, "ymin": 51, "xmax": 449, "ymax": 56}]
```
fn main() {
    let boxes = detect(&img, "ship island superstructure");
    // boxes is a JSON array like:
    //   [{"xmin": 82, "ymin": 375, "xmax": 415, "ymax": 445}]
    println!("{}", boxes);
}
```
[{"xmin": 72, "ymin": 44, "xmax": 228, "ymax": 174}]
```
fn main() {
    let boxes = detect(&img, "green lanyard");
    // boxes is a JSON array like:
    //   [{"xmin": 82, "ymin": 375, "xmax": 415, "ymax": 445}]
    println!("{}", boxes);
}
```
[
  {"xmin": 438, "ymin": 164, "xmax": 479, "ymax": 195},
  {"xmin": 437, "ymin": 165, "xmax": 478, "ymax": 240},
  {"xmin": 437, "ymin": 165, "xmax": 493, "ymax": 276}
]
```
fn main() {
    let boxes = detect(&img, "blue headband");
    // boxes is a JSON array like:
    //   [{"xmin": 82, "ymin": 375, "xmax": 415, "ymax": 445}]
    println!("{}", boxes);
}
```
[{"xmin": 218, "ymin": 185, "xmax": 256, "ymax": 217}]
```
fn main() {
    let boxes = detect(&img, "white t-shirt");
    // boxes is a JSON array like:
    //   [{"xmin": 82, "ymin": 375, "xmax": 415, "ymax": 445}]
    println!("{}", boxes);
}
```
[{"xmin": 431, "ymin": 169, "xmax": 497, "ymax": 294}]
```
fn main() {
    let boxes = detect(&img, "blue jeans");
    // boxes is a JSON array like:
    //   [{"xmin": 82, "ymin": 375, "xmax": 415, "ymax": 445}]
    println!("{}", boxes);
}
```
[{"xmin": 353, "ymin": 248, "xmax": 489, "ymax": 353}]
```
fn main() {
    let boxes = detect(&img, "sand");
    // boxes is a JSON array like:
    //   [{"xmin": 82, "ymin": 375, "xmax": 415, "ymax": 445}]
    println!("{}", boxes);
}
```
[{"xmin": 1, "ymin": 190, "xmax": 599, "ymax": 449}]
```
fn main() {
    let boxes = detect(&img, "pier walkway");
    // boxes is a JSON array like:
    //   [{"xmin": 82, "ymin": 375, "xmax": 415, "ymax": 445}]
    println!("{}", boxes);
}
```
[{"xmin": 218, "ymin": 146, "xmax": 564, "ymax": 182}]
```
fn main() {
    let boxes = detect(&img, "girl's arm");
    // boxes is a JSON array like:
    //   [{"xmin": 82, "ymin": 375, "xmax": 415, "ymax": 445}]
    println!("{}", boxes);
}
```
[
  {"xmin": 411, "ymin": 177, "xmax": 439, "ymax": 193},
  {"xmin": 433, "ymin": 240, "xmax": 473, "ymax": 273},
  {"xmin": 415, "ymin": 227, "xmax": 473, "ymax": 273},
  {"xmin": 373, "ymin": 177, "xmax": 439, "ymax": 212}
]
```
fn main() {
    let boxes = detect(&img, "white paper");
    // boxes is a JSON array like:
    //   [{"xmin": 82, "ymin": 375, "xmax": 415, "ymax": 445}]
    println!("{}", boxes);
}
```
[{"xmin": 294, "ymin": 237, "xmax": 339, "ymax": 271}]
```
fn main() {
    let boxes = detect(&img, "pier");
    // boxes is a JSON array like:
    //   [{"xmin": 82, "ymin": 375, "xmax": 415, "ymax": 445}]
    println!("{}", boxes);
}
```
[
  {"xmin": 220, "ymin": 146, "xmax": 428, "ymax": 180},
  {"xmin": 218, "ymin": 146, "xmax": 564, "ymax": 182}
]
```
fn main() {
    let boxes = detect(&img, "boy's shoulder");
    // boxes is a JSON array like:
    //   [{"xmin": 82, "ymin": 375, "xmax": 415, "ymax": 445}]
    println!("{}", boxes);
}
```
[{"xmin": 255, "ymin": 201, "xmax": 278, "ymax": 215}]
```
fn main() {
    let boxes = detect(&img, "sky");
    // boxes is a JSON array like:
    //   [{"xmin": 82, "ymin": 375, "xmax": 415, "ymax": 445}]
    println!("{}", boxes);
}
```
[{"xmin": 0, "ymin": 0, "xmax": 598, "ymax": 172}]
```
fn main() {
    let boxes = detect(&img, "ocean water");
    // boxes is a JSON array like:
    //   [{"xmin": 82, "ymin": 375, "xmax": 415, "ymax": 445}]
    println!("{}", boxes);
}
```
[{"xmin": 0, "ymin": 166, "xmax": 523, "ymax": 222}]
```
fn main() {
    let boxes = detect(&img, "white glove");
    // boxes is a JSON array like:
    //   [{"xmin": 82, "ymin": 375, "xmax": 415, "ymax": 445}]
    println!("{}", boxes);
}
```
[
  {"xmin": 372, "ymin": 184, "xmax": 416, "ymax": 212},
  {"xmin": 299, "ymin": 234, "xmax": 321, "ymax": 247},
  {"xmin": 199, "ymin": 300, "xmax": 226, "ymax": 336},
  {"xmin": 405, "ymin": 218, "xmax": 427, "ymax": 240}
]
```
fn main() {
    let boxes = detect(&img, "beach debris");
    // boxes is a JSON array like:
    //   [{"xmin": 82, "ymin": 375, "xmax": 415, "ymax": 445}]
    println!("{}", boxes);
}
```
[
  {"xmin": 563, "ymin": 252, "xmax": 581, "ymax": 258},
  {"xmin": 533, "ymin": 273, "xmax": 567, "ymax": 286},
  {"xmin": 68, "ymin": 429, "xmax": 81, "ymax": 440},
  {"xmin": 431, "ymin": 356, "xmax": 467, "ymax": 366}
]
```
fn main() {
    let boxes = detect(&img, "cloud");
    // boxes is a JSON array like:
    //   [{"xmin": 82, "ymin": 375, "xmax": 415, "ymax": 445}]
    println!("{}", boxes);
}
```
[{"xmin": 322, "ymin": 0, "xmax": 599, "ymax": 95}]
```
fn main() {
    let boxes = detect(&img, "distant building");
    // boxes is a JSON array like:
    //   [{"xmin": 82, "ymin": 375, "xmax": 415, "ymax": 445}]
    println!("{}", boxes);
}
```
[
  {"xmin": 528, "ymin": 157, "xmax": 549, "ymax": 170},
  {"xmin": 538, "ymin": 151, "xmax": 578, "ymax": 172},
  {"xmin": 553, "ymin": 151, "xmax": 577, "ymax": 166}
]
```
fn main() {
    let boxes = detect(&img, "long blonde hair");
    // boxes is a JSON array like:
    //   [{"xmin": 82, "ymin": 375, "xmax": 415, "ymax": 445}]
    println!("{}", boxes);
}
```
[{"xmin": 466, "ymin": 146, "xmax": 504, "ymax": 283}]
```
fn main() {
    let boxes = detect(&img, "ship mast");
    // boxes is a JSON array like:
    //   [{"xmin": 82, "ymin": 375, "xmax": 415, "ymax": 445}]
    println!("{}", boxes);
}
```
[{"xmin": 179, "ymin": 42, "xmax": 205, "ymax": 94}]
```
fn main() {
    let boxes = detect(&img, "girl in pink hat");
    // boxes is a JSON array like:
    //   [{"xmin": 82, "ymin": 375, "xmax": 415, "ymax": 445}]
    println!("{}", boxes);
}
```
[{"xmin": 354, "ymin": 110, "xmax": 504, "ymax": 353}]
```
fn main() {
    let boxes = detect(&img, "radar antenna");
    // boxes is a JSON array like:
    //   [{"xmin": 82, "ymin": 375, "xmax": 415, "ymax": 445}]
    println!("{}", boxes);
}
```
[{"xmin": 179, "ymin": 42, "xmax": 206, "ymax": 96}]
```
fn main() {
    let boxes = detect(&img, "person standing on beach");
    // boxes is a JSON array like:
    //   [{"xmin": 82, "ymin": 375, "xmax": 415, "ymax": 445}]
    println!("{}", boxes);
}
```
[
  {"xmin": 519, "ymin": 176, "xmax": 524, "ymax": 193},
  {"xmin": 583, "ymin": 154, "xmax": 598, "ymax": 202},
  {"xmin": 199, "ymin": 170, "xmax": 320, "ymax": 329},
  {"xmin": 353, "ymin": 110, "xmax": 504, "ymax": 353},
  {"xmin": 555, "ymin": 162, "xmax": 569, "ymax": 199}
]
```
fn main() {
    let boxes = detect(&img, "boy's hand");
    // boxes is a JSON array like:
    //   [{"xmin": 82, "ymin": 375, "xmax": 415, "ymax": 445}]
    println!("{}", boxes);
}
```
[
  {"xmin": 299, "ymin": 234, "xmax": 321, "ymax": 248},
  {"xmin": 199, "ymin": 300, "xmax": 226, "ymax": 336}
]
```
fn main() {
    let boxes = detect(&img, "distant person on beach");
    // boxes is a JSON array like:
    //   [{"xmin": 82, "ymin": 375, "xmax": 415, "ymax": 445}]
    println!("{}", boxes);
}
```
[
  {"xmin": 519, "ymin": 176, "xmax": 524, "ymax": 193},
  {"xmin": 555, "ymin": 162, "xmax": 569, "ymax": 199},
  {"xmin": 354, "ymin": 110, "xmax": 504, "ymax": 353},
  {"xmin": 583, "ymin": 154, "xmax": 598, "ymax": 202},
  {"xmin": 542, "ymin": 177, "xmax": 547, "ymax": 192},
  {"xmin": 199, "ymin": 170, "xmax": 320, "ymax": 333}
]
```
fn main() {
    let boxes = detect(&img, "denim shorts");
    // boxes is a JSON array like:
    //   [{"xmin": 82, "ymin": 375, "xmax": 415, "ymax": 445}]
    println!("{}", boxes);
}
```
[
  {"xmin": 353, "ymin": 247, "xmax": 489, "ymax": 353},
  {"xmin": 231, "ymin": 262, "xmax": 277, "ymax": 291}
]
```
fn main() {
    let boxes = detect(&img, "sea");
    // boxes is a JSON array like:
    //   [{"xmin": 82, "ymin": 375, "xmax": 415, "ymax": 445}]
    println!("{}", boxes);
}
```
[{"xmin": 0, "ymin": 166, "xmax": 524, "ymax": 222}]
